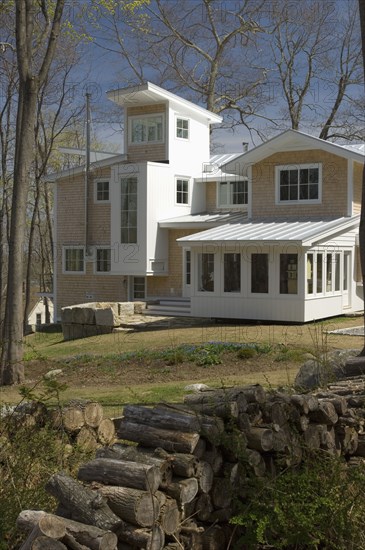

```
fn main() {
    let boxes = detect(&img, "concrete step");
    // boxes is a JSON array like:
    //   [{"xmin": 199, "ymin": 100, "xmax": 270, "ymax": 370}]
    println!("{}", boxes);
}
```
[
  {"xmin": 145, "ymin": 304, "xmax": 192, "ymax": 317},
  {"xmin": 159, "ymin": 300, "xmax": 190, "ymax": 308}
]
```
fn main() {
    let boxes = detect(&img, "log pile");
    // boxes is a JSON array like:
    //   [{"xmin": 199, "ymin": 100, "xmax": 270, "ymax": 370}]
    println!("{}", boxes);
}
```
[{"xmin": 16, "ymin": 381, "xmax": 365, "ymax": 549}]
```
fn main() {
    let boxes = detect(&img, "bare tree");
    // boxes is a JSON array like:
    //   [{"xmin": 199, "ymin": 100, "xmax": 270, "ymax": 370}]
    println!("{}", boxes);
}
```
[
  {"xmin": 267, "ymin": 0, "xmax": 363, "ymax": 140},
  {"xmin": 0, "ymin": 0, "xmax": 66, "ymax": 385},
  {"xmin": 94, "ymin": 0, "xmax": 363, "ymax": 144},
  {"xmin": 23, "ymin": 40, "xmax": 84, "ymax": 333},
  {"xmin": 93, "ymin": 0, "xmax": 271, "ymax": 139}
]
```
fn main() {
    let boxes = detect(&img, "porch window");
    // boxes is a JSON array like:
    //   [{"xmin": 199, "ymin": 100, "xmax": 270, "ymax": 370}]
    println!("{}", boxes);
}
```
[
  {"xmin": 326, "ymin": 254, "xmax": 332, "ymax": 292},
  {"xmin": 344, "ymin": 251, "xmax": 350, "ymax": 290},
  {"xmin": 307, "ymin": 254, "xmax": 314, "ymax": 294},
  {"xmin": 130, "ymin": 114, "xmax": 163, "ymax": 144},
  {"xmin": 96, "ymin": 248, "xmax": 111, "ymax": 272},
  {"xmin": 276, "ymin": 164, "xmax": 321, "ymax": 203},
  {"xmin": 251, "ymin": 254, "xmax": 268, "ymax": 293},
  {"xmin": 224, "ymin": 253, "xmax": 241, "ymax": 293},
  {"xmin": 317, "ymin": 253, "xmax": 323, "ymax": 293},
  {"xmin": 218, "ymin": 180, "xmax": 248, "ymax": 207},
  {"xmin": 335, "ymin": 253, "xmax": 340, "ymax": 291},
  {"xmin": 64, "ymin": 247, "xmax": 85, "ymax": 273},
  {"xmin": 176, "ymin": 118, "xmax": 189, "ymax": 139},
  {"xmin": 121, "ymin": 177, "xmax": 137, "ymax": 244},
  {"xmin": 198, "ymin": 253, "xmax": 214, "ymax": 292},
  {"xmin": 280, "ymin": 254, "xmax": 298, "ymax": 294}
]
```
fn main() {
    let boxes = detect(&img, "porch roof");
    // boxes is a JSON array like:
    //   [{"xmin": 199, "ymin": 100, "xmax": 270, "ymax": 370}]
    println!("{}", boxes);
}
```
[
  {"xmin": 177, "ymin": 216, "xmax": 360, "ymax": 247},
  {"xmin": 159, "ymin": 210, "xmax": 247, "ymax": 229}
]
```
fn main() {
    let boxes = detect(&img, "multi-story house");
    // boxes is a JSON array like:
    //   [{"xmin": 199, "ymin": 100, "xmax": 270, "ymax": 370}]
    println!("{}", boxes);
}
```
[{"xmin": 52, "ymin": 83, "xmax": 364, "ymax": 323}]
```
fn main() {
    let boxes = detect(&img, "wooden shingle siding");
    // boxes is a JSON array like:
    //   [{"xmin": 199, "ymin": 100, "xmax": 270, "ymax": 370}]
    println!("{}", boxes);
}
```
[
  {"xmin": 56, "ymin": 263, "xmax": 127, "ymax": 317},
  {"xmin": 147, "ymin": 229, "xmax": 200, "ymax": 297},
  {"xmin": 353, "ymin": 161, "xmax": 363, "ymax": 215},
  {"xmin": 127, "ymin": 104, "xmax": 167, "ymax": 163},
  {"xmin": 251, "ymin": 150, "xmax": 348, "ymax": 218},
  {"xmin": 205, "ymin": 182, "xmax": 216, "ymax": 211}
]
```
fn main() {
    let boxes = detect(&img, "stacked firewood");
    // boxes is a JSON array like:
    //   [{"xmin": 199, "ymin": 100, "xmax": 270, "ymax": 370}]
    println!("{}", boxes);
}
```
[
  {"xmin": 49, "ymin": 400, "xmax": 116, "ymax": 449},
  {"xmin": 16, "ymin": 381, "xmax": 365, "ymax": 549}
]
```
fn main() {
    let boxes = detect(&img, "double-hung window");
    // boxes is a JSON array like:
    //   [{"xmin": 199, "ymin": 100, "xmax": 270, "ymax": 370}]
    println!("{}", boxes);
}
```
[
  {"xmin": 129, "ymin": 114, "xmax": 163, "ymax": 144},
  {"xmin": 218, "ymin": 180, "xmax": 248, "ymax": 207},
  {"xmin": 176, "ymin": 118, "xmax": 189, "ymax": 139},
  {"xmin": 276, "ymin": 164, "xmax": 321, "ymax": 203},
  {"xmin": 64, "ymin": 247, "xmax": 85, "ymax": 273},
  {"xmin": 176, "ymin": 178, "xmax": 189, "ymax": 204},
  {"xmin": 96, "ymin": 248, "xmax": 111, "ymax": 272},
  {"xmin": 95, "ymin": 180, "xmax": 109, "ymax": 202}
]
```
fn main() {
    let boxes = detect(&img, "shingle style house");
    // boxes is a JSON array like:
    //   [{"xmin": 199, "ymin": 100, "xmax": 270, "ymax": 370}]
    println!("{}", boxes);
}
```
[{"xmin": 52, "ymin": 83, "xmax": 364, "ymax": 323}]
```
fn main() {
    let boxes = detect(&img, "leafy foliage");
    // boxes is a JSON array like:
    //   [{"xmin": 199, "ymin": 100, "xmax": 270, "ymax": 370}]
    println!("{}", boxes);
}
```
[{"xmin": 231, "ymin": 452, "xmax": 365, "ymax": 549}]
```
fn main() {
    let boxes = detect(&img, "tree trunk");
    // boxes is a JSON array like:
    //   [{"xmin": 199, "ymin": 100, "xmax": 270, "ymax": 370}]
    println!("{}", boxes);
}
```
[
  {"xmin": 359, "ymin": 0, "xmax": 365, "ymax": 355},
  {"xmin": 1, "ymin": 79, "xmax": 38, "ymax": 384}
]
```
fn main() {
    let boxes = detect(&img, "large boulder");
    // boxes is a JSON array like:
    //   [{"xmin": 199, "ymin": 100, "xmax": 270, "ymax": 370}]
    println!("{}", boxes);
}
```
[{"xmin": 294, "ymin": 349, "xmax": 360, "ymax": 391}]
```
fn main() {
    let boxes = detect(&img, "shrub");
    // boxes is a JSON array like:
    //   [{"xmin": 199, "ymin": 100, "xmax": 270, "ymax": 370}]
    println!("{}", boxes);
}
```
[{"xmin": 231, "ymin": 451, "xmax": 365, "ymax": 549}]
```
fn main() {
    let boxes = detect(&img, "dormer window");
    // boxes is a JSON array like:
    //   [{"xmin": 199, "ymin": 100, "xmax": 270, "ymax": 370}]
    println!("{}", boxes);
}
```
[
  {"xmin": 176, "ymin": 117, "xmax": 189, "ymax": 139},
  {"xmin": 276, "ymin": 163, "xmax": 322, "ymax": 203},
  {"xmin": 129, "ymin": 114, "xmax": 164, "ymax": 144}
]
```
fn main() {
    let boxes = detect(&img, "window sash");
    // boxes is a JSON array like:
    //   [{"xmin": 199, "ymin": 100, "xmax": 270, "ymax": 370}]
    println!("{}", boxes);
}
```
[
  {"xmin": 278, "ymin": 165, "xmax": 320, "ymax": 202},
  {"xmin": 198, "ymin": 253, "xmax": 214, "ymax": 292},
  {"xmin": 131, "ymin": 115, "xmax": 163, "ymax": 143},
  {"xmin": 65, "ymin": 248, "xmax": 84, "ymax": 272},
  {"xmin": 218, "ymin": 180, "xmax": 247, "ymax": 207},
  {"xmin": 96, "ymin": 181, "xmax": 109, "ymax": 201},
  {"xmin": 251, "ymin": 254, "xmax": 268, "ymax": 293},
  {"xmin": 280, "ymin": 254, "xmax": 298, "ymax": 294},
  {"xmin": 176, "ymin": 179, "xmax": 189, "ymax": 204},
  {"xmin": 96, "ymin": 249, "xmax": 111, "ymax": 272},
  {"xmin": 176, "ymin": 118, "xmax": 189, "ymax": 139},
  {"xmin": 121, "ymin": 177, "xmax": 137, "ymax": 244},
  {"xmin": 224, "ymin": 253, "xmax": 241, "ymax": 293}
]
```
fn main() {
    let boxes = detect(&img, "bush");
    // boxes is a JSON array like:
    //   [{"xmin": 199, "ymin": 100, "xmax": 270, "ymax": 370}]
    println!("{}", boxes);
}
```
[
  {"xmin": 231, "ymin": 451, "xmax": 365, "ymax": 549},
  {"xmin": 0, "ymin": 379, "xmax": 93, "ymax": 549}
]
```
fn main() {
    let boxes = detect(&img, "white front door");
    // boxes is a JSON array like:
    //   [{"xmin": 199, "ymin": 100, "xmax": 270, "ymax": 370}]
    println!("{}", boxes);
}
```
[{"xmin": 183, "ymin": 248, "xmax": 191, "ymax": 297}]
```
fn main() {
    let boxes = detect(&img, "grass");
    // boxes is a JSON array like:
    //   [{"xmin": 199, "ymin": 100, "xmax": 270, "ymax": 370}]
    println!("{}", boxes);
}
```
[{"xmin": 0, "ymin": 316, "xmax": 363, "ymax": 407}]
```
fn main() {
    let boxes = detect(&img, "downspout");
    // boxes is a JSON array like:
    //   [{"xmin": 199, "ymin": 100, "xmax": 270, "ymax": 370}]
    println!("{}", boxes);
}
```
[{"xmin": 85, "ymin": 92, "xmax": 91, "ymax": 254}]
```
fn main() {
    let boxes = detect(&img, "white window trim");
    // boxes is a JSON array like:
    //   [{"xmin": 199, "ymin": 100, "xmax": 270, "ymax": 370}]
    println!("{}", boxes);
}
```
[
  {"xmin": 94, "ymin": 179, "xmax": 110, "ymax": 203},
  {"xmin": 94, "ymin": 246, "xmax": 112, "ymax": 274},
  {"xmin": 305, "ymin": 250, "xmax": 344, "ymax": 298},
  {"xmin": 128, "ymin": 113, "xmax": 165, "ymax": 145},
  {"xmin": 216, "ymin": 179, "xmax": 248, "ymax": 208},
  {"xmin": 275, "ymin": 163, "xmax": 322, "ymax": 205},
  {"xmin": 175, "ymin": 116, "xmax": 190, "ymax": 140},
  {"xmin": 196, "ymin": 251, "xmax": 216, "ymax": 294},
  {"xmin": 175, "ymin": 176, "xmax": 190, "ymax": 206},
  {"xmin": 62, "ymin": 246, "xmax": 85, "ymax": 274}
]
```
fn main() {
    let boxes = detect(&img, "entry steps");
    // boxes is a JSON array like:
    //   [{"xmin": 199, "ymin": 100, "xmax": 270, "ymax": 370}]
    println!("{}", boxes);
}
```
[{"xmin": 144, "ymin": 298, "xmax": 191, "ymax": 317}]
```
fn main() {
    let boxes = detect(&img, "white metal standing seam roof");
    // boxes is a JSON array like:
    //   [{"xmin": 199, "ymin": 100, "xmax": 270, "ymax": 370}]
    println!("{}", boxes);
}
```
[
  {"xmin": 177, "ymin": 216, "xmax": 360, "ymax": 247},
  {"xmin": 159, "ymin": 210, "xmax": 247, "ymax": 228}
]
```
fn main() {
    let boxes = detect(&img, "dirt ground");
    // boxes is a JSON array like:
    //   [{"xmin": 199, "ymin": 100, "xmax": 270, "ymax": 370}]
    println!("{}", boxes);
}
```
[{"xmin": 20, "ymin": 316, "xmax": 365, "ymax": 386}]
